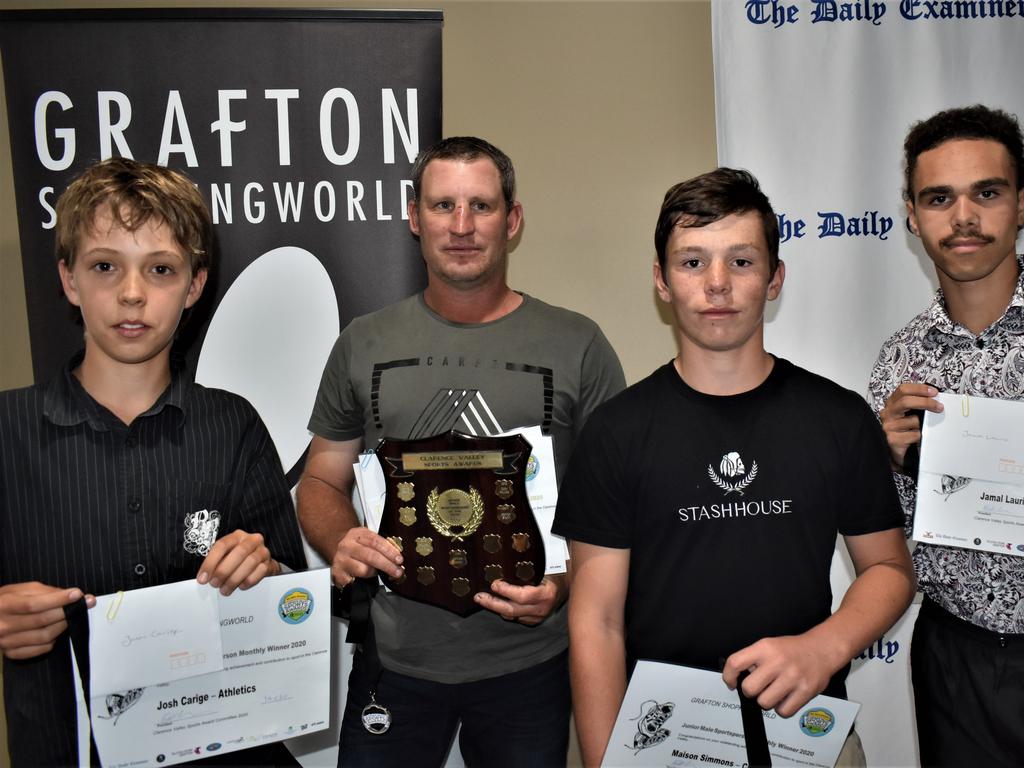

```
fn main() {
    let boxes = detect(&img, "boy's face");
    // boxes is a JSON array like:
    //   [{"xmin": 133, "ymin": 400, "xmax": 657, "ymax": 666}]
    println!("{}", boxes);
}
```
[
  {"xmin": 654, "ymin": 211, "xmax": 783, "ymax": 357},
  {"xmin": 908, "ymin": 138, "xmax": 1024, "ymax": 287},
  {"xmin": 58, "ymin": 206, "xmax": 207, "ymax": 372}
]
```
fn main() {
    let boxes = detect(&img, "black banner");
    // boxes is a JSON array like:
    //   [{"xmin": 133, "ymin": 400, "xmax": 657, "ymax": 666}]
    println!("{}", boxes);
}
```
[{"xmin": 0, "ymin": 8, "xmax": 441, "ymax": 382}]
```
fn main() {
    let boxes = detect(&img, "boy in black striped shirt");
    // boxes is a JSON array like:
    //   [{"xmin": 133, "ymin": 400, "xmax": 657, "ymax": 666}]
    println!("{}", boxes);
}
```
[{"xmin": 0, "ymin": 158, "xmax": 305, "ymax": 766}]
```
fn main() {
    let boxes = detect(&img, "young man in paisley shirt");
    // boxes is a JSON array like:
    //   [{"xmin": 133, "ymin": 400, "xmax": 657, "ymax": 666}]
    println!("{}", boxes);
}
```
[{"xmin": 869, "ymin": 104, "xmax": 1024, "ymax": 766}]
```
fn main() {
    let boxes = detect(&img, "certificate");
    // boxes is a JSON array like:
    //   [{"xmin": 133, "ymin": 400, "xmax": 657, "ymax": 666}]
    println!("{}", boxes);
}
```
[
  {"xmin": 602, "ymin": 662, "xmax": 858, "ymax": 768},
  {"xmin": 78, "ymin": 569, "xmax": 330, "ymax": 767},
  {"xmin": 915, "ymin": 392, "xmax": 1024, "ymax": 557}
]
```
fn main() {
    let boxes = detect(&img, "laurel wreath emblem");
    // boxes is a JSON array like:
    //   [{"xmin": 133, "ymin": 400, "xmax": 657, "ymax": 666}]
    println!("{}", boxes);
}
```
[
  {"xmin": 707, "ymin": 461, "xmax": 758, "ymax": 496},
  {"xmin": 426, "ymin": 487, "xmax": 485, "ymax": 540}
]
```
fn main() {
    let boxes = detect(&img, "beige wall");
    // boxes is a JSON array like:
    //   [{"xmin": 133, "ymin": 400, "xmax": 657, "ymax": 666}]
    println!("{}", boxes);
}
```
[{"xmin": 0, "ymin": 2, "xmax": 716, "ymax": 763}]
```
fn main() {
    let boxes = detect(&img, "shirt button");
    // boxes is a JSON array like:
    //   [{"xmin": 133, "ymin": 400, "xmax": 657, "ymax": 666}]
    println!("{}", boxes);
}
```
[
  {"xmin": 125, "ymin": 436, "xmax": 138, "ymax": 448},
  {"xmin": 134, "ymin": 563, "xmax": 146, "ymax": 576},
  {"xmin": 128, "ymin": 499, "xmax": 141, "ymax": 512},
  {"xmin": 976, "ymin": 338, "xmax": 985, "ymax": 349}
]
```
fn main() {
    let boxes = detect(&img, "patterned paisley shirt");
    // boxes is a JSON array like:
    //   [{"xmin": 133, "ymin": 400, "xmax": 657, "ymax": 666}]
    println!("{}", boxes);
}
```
[{"xmin": 868, "ymin": 256, "xmax": 1024, "ymax": 633}]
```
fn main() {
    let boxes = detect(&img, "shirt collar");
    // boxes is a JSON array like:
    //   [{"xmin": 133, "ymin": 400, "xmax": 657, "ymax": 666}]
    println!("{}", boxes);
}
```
[
  {"xmin": 43, "ymin": 350, "xmax": 189, "ymax": 431},
  {"xmin": 924, "ymin": 255, "xmax": 1024, "ymax": 343}
]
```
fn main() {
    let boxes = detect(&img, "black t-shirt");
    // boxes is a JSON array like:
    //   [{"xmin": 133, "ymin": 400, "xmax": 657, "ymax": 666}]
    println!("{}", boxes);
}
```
[{"xmin": 553, "ymin": 358, "xmax": 902, "ymax": 697}]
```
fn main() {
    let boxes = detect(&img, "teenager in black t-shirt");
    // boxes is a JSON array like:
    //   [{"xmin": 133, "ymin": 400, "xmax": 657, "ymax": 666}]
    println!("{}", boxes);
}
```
[{"xmin": 553, "ymin": 168, "xmax": 915, "ymax": 767}]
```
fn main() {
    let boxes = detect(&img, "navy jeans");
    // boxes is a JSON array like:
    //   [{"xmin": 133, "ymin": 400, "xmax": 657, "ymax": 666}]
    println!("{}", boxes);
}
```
[{"xmin": 338, "ymin": 646, "xmax": 570, "ymax": 768}]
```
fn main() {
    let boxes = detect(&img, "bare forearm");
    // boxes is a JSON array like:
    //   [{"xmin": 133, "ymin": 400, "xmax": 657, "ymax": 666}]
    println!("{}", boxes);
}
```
[
  {"xmin": 812, "ymin": 558, "xmax": 915, "ymax": 670},
  {"xmin": 295, "ymin": 476, "xmax": 360, "ymax": 563},
  {"xmin": 570, "ymin": 626, "xmax": 627, "ymax": 767}
]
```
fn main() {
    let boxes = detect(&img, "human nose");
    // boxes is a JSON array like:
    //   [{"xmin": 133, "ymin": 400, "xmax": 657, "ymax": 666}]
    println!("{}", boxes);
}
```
[
  {"xmin": 119, "ymin": 270, "xmax": 146, "ymax": 305},
  {"xmin": 450, "ymin": 204, "xmax": 474, "ymax": 236},
  {"xmin": 705, "ymin": 260, "xmax": 730, "ymax": 294},
  {"xmin": 951, "ymin": 195, "xmax": 979, "ymax": 230}
]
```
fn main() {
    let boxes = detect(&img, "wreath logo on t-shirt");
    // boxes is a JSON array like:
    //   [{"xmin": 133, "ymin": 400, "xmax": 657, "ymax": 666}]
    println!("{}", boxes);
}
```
[{"xmin": 708, "ymin": 451, "xmax": 758, "ymax": 496}]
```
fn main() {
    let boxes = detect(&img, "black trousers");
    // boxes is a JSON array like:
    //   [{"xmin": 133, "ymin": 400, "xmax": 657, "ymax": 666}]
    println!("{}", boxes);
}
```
[
  {"xmin": 912, "ymin": 597, "xmax": 1024, "ymax": 767},
  {"xmin": 338, "ymin": 645, "xmax": 571, "ymax": 768}
]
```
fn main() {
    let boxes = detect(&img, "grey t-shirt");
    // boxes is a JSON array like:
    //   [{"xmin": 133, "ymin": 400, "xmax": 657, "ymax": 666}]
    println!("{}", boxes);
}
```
[{"xmin": 309, "ymin": 292, "xmax": 625, "ymax": 682}]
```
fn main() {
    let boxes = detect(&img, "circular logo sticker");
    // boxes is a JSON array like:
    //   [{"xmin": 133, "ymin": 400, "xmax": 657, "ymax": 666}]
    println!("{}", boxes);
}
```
[
  {"xmin": 799, "ymin": 707, "xmax": 835, "ymax": 737},
  {"xmin": 278, "ymin": 588, "xmax": 314, "ymax": 625},
  {"xmin": 526, "ymin": 454, "xmax": 539, "ymax": 482}
]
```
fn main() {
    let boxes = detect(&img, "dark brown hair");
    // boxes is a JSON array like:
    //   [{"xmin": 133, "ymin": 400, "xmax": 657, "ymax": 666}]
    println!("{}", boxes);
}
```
[{"xmin": 655, "ymin": 168, "xmax": 779, "ymax": 276}]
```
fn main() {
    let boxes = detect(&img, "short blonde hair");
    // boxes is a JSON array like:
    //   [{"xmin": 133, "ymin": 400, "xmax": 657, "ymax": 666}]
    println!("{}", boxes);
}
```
[{"xmin": 55, "ymin": 157, "xmax": 212, "ymax": 273}]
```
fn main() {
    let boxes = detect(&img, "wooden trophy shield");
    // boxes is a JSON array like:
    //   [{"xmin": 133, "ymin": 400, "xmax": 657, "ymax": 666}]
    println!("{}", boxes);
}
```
[{"xmin": 375, "ymin": 431, "xmax": 546, "ymax": 616}]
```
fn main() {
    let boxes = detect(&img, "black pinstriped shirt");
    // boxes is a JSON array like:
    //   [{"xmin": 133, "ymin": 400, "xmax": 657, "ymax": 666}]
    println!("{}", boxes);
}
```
[{"xmin": 0, "ymin": 353, "xmax": 306, "ymax": 766}]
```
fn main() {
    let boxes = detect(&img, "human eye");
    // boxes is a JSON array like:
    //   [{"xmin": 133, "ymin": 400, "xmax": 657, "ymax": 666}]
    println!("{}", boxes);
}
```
[
  {"xmin": 470, "ymin": 200, "xmax": 491, "ymax": 212},
  {"xmin": 924, "ymin": 193, "xmax": 948, "ymax": 207},
  {"xmin": 682, "ymin": 257, "xmax": 702, "ymax": 269},
  {"xmin": 977, "ymin": 188, "xmax": 1001, "ymax": 201},
  {"xmin": 434, "ymin": 200, "xmax": 454, "ymax": 211},
  {"xmin": 733, "ymin": 257, "xmax": 754, "ymax": 268},
  {"xmin": 91, "ymin": 261, "xmax": 115, "ymax": 274},
  {"xmin": 152, "ymin": 264, "xmax": 176, "ymax": 277}
]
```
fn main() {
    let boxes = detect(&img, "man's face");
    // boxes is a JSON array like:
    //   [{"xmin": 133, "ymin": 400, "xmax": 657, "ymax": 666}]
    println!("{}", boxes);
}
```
[
  {"xmin": 908, "ymin": 138, "xmax": 1024, "ymax": 286},
  {"xmin": 58, "ymin": 206, "xmax": 207, "ymax": 371},
  {"xmin": 408, "ymin": 157, "xmax": 523, "ymax": 290},
  {"xmin": 654, "ymin": 211, "xmax": 783, "ymax": 356}
]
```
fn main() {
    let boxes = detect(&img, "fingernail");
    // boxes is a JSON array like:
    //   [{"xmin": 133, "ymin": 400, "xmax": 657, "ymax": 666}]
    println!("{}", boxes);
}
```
[
  {"xmin": 197, "ymin": 572, "xmax": 208, "ymax": 585},
  {"xmin": 210, "ymin": 578, "xmax": 220, "ymax": 588},
  {"xmin": 68, "ymin": 589, "xmax": 83, "ymax": 601}
]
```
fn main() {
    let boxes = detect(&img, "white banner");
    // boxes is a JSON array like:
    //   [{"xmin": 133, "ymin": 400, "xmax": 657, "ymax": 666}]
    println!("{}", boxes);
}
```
[{"xmin": 713, "ymin": 2, "xmax": 1024, "ymax": 766}]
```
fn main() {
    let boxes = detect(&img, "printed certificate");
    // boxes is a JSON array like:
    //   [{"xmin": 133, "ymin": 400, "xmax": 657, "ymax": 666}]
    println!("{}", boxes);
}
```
[
  {"xmin": 602, "ymin": 662, "xmax": 858, "ymax": 768},
  {"xmin": 915, "ymin": 392, "xmax": 1024, "ymax": 557},
  {"xmin": 80, "ymin": 569, "xmax": 330, "ymax": 767}
]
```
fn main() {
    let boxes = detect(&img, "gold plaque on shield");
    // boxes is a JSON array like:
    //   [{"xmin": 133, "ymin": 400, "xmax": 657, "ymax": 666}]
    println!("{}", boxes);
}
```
[
  {"xmin": 497, "ymin": 504, "xmax": 516, "ymax": 524},
  {"xmin": 484, "ymin": 564, "xmax": 503, "ymax": 582},
  {"xmin": 452, "ymin": 578, "xmax": 471, "ymax": 597},
  {"xmin": 399, "ymin": 506, "xmax": 417, "ymax": 526},
  {"xmin": 515, "ymin": 561, "xmax": 536, "ymax": 581},
  {"xmin": 483, "ymin": 534, "xmax": 502, "ymax": 554},
  {"xmin": 495, "ymin": 479, "xmax": 514, "ymax": 499},
  {"xmin": 512, "ymin": 533, "xmax": 531, "ymax": 553},
  {"xmin": 426, "ymin": 487, "xmax": 484, "ymax": 539},
  {"xmin": 417, "ymin": 566, "xmax": 436, "ymax": 586},
  {"xmin": 449, "ymin": 549, "xmax": 469, "ymax": 569},
  {"xmin": 397, "ymin": 482, "xmax": 415, "ymax": 502},
  {"xmin": 415, "ymin": 537, "xmax": 433, "ymax": 556}
]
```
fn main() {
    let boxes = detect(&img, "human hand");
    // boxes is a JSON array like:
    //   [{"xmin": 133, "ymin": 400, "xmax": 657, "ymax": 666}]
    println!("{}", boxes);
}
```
[
  {"xmin": 474, "ymin": 576, "xmax": 565, "ymax": 626},
  {"xmin": 879, "ymin": 382, "xmax": 942, "ymax": 470},
  {"xmin": 331, "ymin": 526, "xmax": 403, "ymax": 588},
  {"xmin": 722, "ymin": 634, "xmax": 839, "ymax": 717},
  {"xmin": 0, "ymin": 582, "xmax": 95, "ymax": 660},
  {"xmin": 197, "ymin": 529, "xmax": 279, "ymax": 596}
]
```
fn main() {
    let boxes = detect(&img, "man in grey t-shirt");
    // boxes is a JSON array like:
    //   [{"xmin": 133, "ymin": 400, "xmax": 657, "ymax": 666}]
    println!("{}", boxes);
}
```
[{"xmin": 297, "ymin": 136, "xmax": 624, "ymax": 767}]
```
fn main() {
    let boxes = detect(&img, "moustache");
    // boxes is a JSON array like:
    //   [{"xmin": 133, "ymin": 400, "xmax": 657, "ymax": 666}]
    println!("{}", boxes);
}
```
[{"xmin": 939, "ymin": 230, "xmax": 995, "ymax": 249}]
